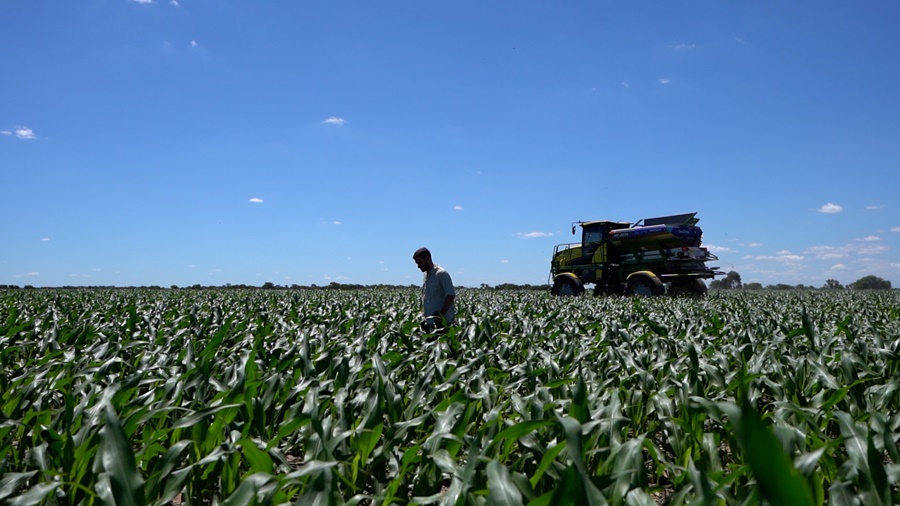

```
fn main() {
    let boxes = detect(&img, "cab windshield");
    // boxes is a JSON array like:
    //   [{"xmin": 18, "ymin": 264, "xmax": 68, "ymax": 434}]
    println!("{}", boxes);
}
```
[{"xmin": 583, "ymin": 228, "xmax": 605, "ymax": 243}]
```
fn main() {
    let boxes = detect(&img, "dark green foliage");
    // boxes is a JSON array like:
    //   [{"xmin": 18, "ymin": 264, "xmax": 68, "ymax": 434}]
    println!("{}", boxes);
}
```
[{"xmin": 850, "ymin": 275, "xmax": 892, "ymax": 290}]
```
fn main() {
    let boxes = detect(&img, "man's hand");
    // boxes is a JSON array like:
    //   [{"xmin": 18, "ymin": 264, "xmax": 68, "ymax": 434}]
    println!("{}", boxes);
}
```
[{"xmin": 431, "ymin": 311, "xmax": 445, "ymax": 329}]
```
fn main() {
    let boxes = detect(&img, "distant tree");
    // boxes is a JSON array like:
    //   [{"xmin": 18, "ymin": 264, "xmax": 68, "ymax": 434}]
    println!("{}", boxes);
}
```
[
  {"xmin": 711, "ymin": 271, "xmax": 742, "ymax": 290},
  {"xmin": 262, "ymin": 282, "xmax": 277, "ymax": 290},
  {"xmin": 744, "ymin": 282, "xmax": 763, "ymax": 290},
  {"xmin": 325, "ymin": 282, "xmax": 366, "ymax": 290},
  {"xmin": 850, "ymin": 275, "xmax": 892, "ymax": 290},
  {"xmin": 493, "ymin": 283, "xmax": 548, "ymax": 290},
  {"xmin": 768, "ymin": 284, "xmax": 795, "ymax": 290},
  {"xmin": 824, "ymin": 279, "xmax": 843, "ymax": 289}
]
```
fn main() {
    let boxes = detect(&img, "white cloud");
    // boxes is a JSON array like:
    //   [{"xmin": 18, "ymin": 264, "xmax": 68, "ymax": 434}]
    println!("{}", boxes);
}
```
[
  {"xmin": 330, "ymin": 221, "xmax": 342, "ymax": 225},
  {"xmin": 807, "ymin": 240, "xmax": 891, "ymax": 260},
  {"xmin": 248, "ymin": 197, "xmax": 264, "ymax": 203},
  {"xmin": 131, "ymin": 0, "xmax": 153, "ymax": 4},
  {"xmin": 516, "ymin": 231, "xmax": 553, "ymax": 239},
  {"xmin": 454, "ymin": 205, "xmax": 463, "ymax": 211},
  {"xmin": 748, "ymin": 251, "xmax": 805, "ymax": 262},
  {"xmin": 828, "ymin": 263, "xmax": 847, "ymax": 271},
  {"xmin": 190, "ymin": 40, "xmax": 198, "ymax": 48},
  {"xmin": 69, "ymin": 273, "xmax": 90, "ymax": 278},
  {"xmin": 659, "ymin": 79, "xmax": 671, "ymax": 85},
  {"xmin": 40, "ymin": 237, "xmax": 49, "ymax": 241},
  {"xmin": 322, "ymin": 116, "xmax": 346, "ymax": 126},
  {"xmin": 865, "ymin": 205, "xmax": 882, "ymax": 210},
  {"xmin": 0, "ymin": 130, "xmax": 10, "ymax": 136},
  {"xmin": 743, "ymin": 242, "xmax": 762, "ymax": 248},
  {"xmin": 171, "ymin": 0, "xmax": 180, "ymax": 6},
  {"xmin": 817, "ymin": 202, "xmax": 843, "ymax": 214},
  {"xmin": 857, "ymin": 244, "xmax": 888, "ymax": 256},
  {"xmin": 671, "ymin": 43, "xmax": 696, "ymax": 50},
  {"xmin": 621, "ymin": 82, "xmax": 630, "ymax": 89},
  {"xmin": 806, "ymin": 245, "xmax": 849, "ymax": 258},
  {"xmin": 14, "ymin": 272, "xmax": 40, "ymax": 278},
  {"xmin": 500, "ymin": 259, "xmax": 509, "ymax": 263},
  {"xmin": 704, "ymin": 244, "xmax": 733, "ymax": 253},
  {"xmin": 14, "ymin": 127, "xmax": 35, "ymax": 140},
  {"xmin": 891, "ymin": 226, "xmax": 900, "ymax": 233}
]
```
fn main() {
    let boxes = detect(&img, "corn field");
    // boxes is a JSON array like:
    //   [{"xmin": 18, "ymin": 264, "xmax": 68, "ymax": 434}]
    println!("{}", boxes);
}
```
[{"xmin": 1, "ymin": 287, "xmax": 899, "ymax": 505}]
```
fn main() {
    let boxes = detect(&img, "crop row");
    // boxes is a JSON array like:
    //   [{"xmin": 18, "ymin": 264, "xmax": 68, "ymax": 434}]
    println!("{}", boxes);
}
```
[{"xmin": 1, "ymin": 288, "xmax": 899, "ymax": 505}]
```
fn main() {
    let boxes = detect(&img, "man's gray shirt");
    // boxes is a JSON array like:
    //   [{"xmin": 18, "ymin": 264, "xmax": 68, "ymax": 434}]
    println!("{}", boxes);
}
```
[{"xmin": 422, "ymin": 264, "xmax": 455, "ymax": 323}]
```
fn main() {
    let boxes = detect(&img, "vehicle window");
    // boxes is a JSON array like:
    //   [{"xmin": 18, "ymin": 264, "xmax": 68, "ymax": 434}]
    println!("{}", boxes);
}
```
[{"xmin": 584, "ymin": 229, "xmax": 604, "ymax": 243}]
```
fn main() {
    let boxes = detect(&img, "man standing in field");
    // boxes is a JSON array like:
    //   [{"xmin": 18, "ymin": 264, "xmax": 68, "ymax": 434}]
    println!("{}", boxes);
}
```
[{"xmin": 413, "ymin": 247, "xmax": 456, "ymax": 332}]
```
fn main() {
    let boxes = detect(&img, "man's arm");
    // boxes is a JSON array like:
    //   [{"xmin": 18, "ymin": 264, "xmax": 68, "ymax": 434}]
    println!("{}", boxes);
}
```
[{"xmin": 440, "ymin": 295, "xmax": 455, "ymax": 316}]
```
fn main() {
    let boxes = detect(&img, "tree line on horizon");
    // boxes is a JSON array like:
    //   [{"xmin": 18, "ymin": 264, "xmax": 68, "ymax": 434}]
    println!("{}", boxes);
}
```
[
  {"xmin": 0, "ymin": 274, "xmax": 893, "ymax": 291},
  {"xmin": 0, "ymin": 281, "xmax": 545, "ymax": 291},
  {"xmin": 709, "ymin": 271, "xmax": 893, "ymax": 291}
]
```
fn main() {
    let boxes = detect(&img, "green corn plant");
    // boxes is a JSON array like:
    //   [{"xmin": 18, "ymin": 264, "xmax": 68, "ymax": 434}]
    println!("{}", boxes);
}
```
[{"xmin": 1, "ymin": 287, "xmax": 899, "ymax": 503}]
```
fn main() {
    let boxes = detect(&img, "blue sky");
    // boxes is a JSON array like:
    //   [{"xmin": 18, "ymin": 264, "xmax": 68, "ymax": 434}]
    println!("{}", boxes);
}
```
[{"xmin": 3, "ymin": 1, "xmax": 899, "ymax": 288}]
